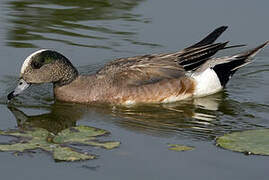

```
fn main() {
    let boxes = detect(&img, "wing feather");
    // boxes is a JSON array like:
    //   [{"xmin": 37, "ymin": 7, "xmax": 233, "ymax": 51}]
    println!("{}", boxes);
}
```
[{"xmin": 96, "ymin": 26, "xmax": 234, "ymax": 87}]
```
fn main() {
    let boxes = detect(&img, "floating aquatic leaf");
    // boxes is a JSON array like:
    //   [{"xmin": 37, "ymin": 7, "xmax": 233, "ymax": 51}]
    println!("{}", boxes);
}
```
[
  {"xmin": 0, "ymin": 128, "xmax": 49, "ymax": 139},
  {"xmin": 0, "ymin": 142, "xmax": 38, "ymax": 152},
  {"xmin": 0, "ymin": 125, "xmax": 120, "ymax": 161},
  {"xmin": 53, "ymin": 126, "xmax": 108, "ymax": 144},
  {"xmin": 82, "ymin": 141, "xmax": 120, "ymax": 149},
  {"xmin": 168, "ymin": 144, "xmax": 194, "ymax": 151},
  {"xmin": 216, "ymin": 129, "xmax": 269, "ymax": 155},
  {"xmin": 53, "ymin": 126, "xmax": 120, "ymax": 149},
  {"xmin": 53, "ymin": 147, "xmax": 95, "ymax": 161},
  {"xmin": 0, "ymin": 128, "xmax": 52, "ymax": 152}
]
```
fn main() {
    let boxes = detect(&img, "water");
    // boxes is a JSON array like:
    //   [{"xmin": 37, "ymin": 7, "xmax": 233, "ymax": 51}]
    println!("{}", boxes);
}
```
[{"xmin": 0, "ymin": 0, "xmax": 269, "ymax": 179}]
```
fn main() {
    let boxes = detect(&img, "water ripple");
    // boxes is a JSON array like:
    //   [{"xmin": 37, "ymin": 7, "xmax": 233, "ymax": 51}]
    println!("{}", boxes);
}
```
[{"xmin": 4, "ymin": 0, "xmax": 161, "ymax": 50}]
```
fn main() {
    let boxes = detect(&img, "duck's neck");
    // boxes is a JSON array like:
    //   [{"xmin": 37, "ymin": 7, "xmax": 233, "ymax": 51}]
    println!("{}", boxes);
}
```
[
  {"xmin": 53, "ymin": 74, "xmax": 100, "ymax": 103},
  {"xmin": 53, "ymin": 63, "xmax": 79, "ymax": 87}
]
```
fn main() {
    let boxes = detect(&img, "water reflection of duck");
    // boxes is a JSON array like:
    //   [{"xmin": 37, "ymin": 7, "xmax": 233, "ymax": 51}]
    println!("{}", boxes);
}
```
[
  {"xmin": 7, "ymin": 102, "xmax": 81, "ymax": 134},
  {"xmin": 7, "ymin": 92, "xmax": 235, "ymax": 140},
  {"xmin": 7, "ymin": 26, "xmax": 269, "ymax": 105}
]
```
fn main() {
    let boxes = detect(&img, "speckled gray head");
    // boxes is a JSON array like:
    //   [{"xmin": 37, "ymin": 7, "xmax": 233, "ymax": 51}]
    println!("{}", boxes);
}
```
[{"xmin": 7, "ymin": 49, "xmax": 78, "ymax": 100}]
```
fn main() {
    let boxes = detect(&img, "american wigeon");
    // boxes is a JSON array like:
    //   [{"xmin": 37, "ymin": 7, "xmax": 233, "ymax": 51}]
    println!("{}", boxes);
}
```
[{"xmin": 7, "ymin": 26, "xmax": 269, "ymax": 105}]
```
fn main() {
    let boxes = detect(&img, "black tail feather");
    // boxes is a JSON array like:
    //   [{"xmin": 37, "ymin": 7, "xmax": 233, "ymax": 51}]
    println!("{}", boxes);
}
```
[
  {"xmin": 233, "ymin": 40, "xmax": 269, "ymax": 61},
  {"xmin": 178, "ymin": 42, "xmax": 229, "ymax": 71},
  {"xmin": 187, "ymin": 26, "xmax": 228, "ymax": 49},
  {"xmin": 179, "ymin": 26, "xmax": 249, "ymax": 71},
  {"xmin": 223, "ymin": 44, "xmax": 246, "ymax": 50},
  {"xmin": 213, "ymin": 41, "xmax": 269, "ymax": 87}
]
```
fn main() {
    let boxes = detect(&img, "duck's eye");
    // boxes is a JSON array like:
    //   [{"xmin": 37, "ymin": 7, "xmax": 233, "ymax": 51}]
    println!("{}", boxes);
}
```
[{"xmin": 31, "ymin": 61, "xmax": 43, "ymax": 69}]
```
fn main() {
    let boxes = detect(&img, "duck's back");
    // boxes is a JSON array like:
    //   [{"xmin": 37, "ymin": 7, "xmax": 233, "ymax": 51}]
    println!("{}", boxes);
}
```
[{"xmin": 97, "ymin": 53, "xmax": 186, "ymax": 86}]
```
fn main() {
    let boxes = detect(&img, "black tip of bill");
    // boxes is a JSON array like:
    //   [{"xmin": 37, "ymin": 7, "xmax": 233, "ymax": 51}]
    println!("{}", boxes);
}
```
[
  {"xmin": 7, "ymin": 79, "xmax": 31, "ymax": 103},
  {"xmin": 7, "ymin": 91, "xmax": 16, "ymax": 101}
]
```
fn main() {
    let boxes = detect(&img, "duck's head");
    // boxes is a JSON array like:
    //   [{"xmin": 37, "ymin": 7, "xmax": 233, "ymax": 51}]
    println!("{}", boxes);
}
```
[{"xmin": 8, "ymin": 49, "xmax": 78, "ymax": 100}]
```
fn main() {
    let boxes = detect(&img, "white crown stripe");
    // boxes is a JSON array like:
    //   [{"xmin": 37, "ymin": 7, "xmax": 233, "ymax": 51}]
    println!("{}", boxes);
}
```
[{"xmin": 20, "ymin": 49, "xmax": 48, "ymax": 74}]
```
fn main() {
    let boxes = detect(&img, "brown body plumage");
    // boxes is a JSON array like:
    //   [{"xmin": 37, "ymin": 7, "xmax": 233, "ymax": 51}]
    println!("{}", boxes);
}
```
[{"xmin": 54, "ymin": 74, "xmax": 195, "ymax": 104}]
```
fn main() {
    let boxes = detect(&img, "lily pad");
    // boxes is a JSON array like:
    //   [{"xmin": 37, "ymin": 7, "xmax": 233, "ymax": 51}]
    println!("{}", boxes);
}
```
[
  {"xmin": 0, "ymin": 128, "xmax": 53, "ymax": 152},
  {"xmin": 53, "ymin": 147, "xmax": 95, "ymax": 162},
  {"xmin": 53, "ymin": 126, "xmax": 108, "ymax": 144},
  {"xmin": 0, "ymin": 128, "xmax": 49, "ymax": 139},
  {"xmin": 53, "ymin": 126, "xmax": 120, "ymax": 149},
  {"xmin": 216, "ymin": 129, "xmax": 269, "ymax": 155},
  {"xmin": 82, "ymin": 141, "xmax": 120, "ymax": 150},
  {"xmin": 168, "ymin": 144, "xmax": 194, "ymax": 151},
  {"xmin": 0, "ymin": 126, "xmax": 120, "ymax": 161}
]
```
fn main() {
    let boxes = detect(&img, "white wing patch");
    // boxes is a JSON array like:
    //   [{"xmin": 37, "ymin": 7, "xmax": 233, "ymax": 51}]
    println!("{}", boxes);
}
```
[
  {"xmin": 191, "ymin": 68, "xmax": 222, "ymax": 97},
  {"xmin": 20, "ymin": 49, "xmax": 48, "ymax": 74}
]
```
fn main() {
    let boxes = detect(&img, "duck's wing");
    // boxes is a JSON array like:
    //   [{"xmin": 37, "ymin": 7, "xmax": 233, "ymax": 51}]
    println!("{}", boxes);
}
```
[
  {"xmin": 97, "ymin": 53, "xmax": 185, "ymax": 86},
  {"xmin": 186, "ymin": 26, "xmax": 228, "ymax": 49},
  {"xmin": 97, "ymin": 42, "xmax": 229, "ymax": 86},
  {"xmin": 97, "ymin": 26, "xmax": 244, "ymax": 86}
]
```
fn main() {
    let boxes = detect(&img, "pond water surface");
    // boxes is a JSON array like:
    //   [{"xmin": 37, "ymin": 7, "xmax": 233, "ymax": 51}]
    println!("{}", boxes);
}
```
[{"xmin": 0, "ymin": 0, "xmax": 269, "ymax": 179}]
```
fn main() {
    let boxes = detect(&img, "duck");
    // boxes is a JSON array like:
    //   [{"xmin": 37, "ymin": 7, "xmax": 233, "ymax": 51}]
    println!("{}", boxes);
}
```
[{"xmin": 7, "ymin": 26, "xmax": 269, "ymax": 105}]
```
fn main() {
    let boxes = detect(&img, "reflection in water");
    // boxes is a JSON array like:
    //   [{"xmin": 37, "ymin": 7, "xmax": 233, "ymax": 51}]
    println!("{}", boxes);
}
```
[
  {"xmin": 108, "ymin": 94, "xmax": 224, "ymax": 140},
  {"xmin": 5, "ymin": 0, "xmax": 159, "ymax": 49},
  {"xmin": 6, "ymin": 91, "xmax": 266, "ymax": 141},
  {"xmin": 8, "ymin": 103, "xmax": 79, "ymax": 134}
]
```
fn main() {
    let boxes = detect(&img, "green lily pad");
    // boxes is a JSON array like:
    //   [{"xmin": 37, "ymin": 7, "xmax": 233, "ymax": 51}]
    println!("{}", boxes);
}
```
[
  {"xmin": 53, "ymin": 147, "xmax": 95, "ymax": 162},
  {"xmin": 53, "ymin": 126, "xmax": 120, "ymax": 149},
  {"xmin": 0, "ymin": 142, "xmax": 39, "ymax": 152},
  {"xmin": 53, "ymin": 126, "xmax": 108, "ymax": 144},
  {"xmin": 168, "ymin": 144, "xmax": 194, "ymax": 151},
  {"xmin": 82, "ymin": 141, "xmax": 120, "ymax": 150},
  {"xmin": 0, "ymin": 128, "xmax": 49, "ymax": 139},
  {"xmin": 0, "ymin": 128, "xmax": 53, "ymax": 152},
  {"xmin": 216, "ymin": 129, "xmax": 269, "ymax": 155},
  {"xmin": 0, "ymin": 125, "xmax": 120, "ymax": 161}
]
